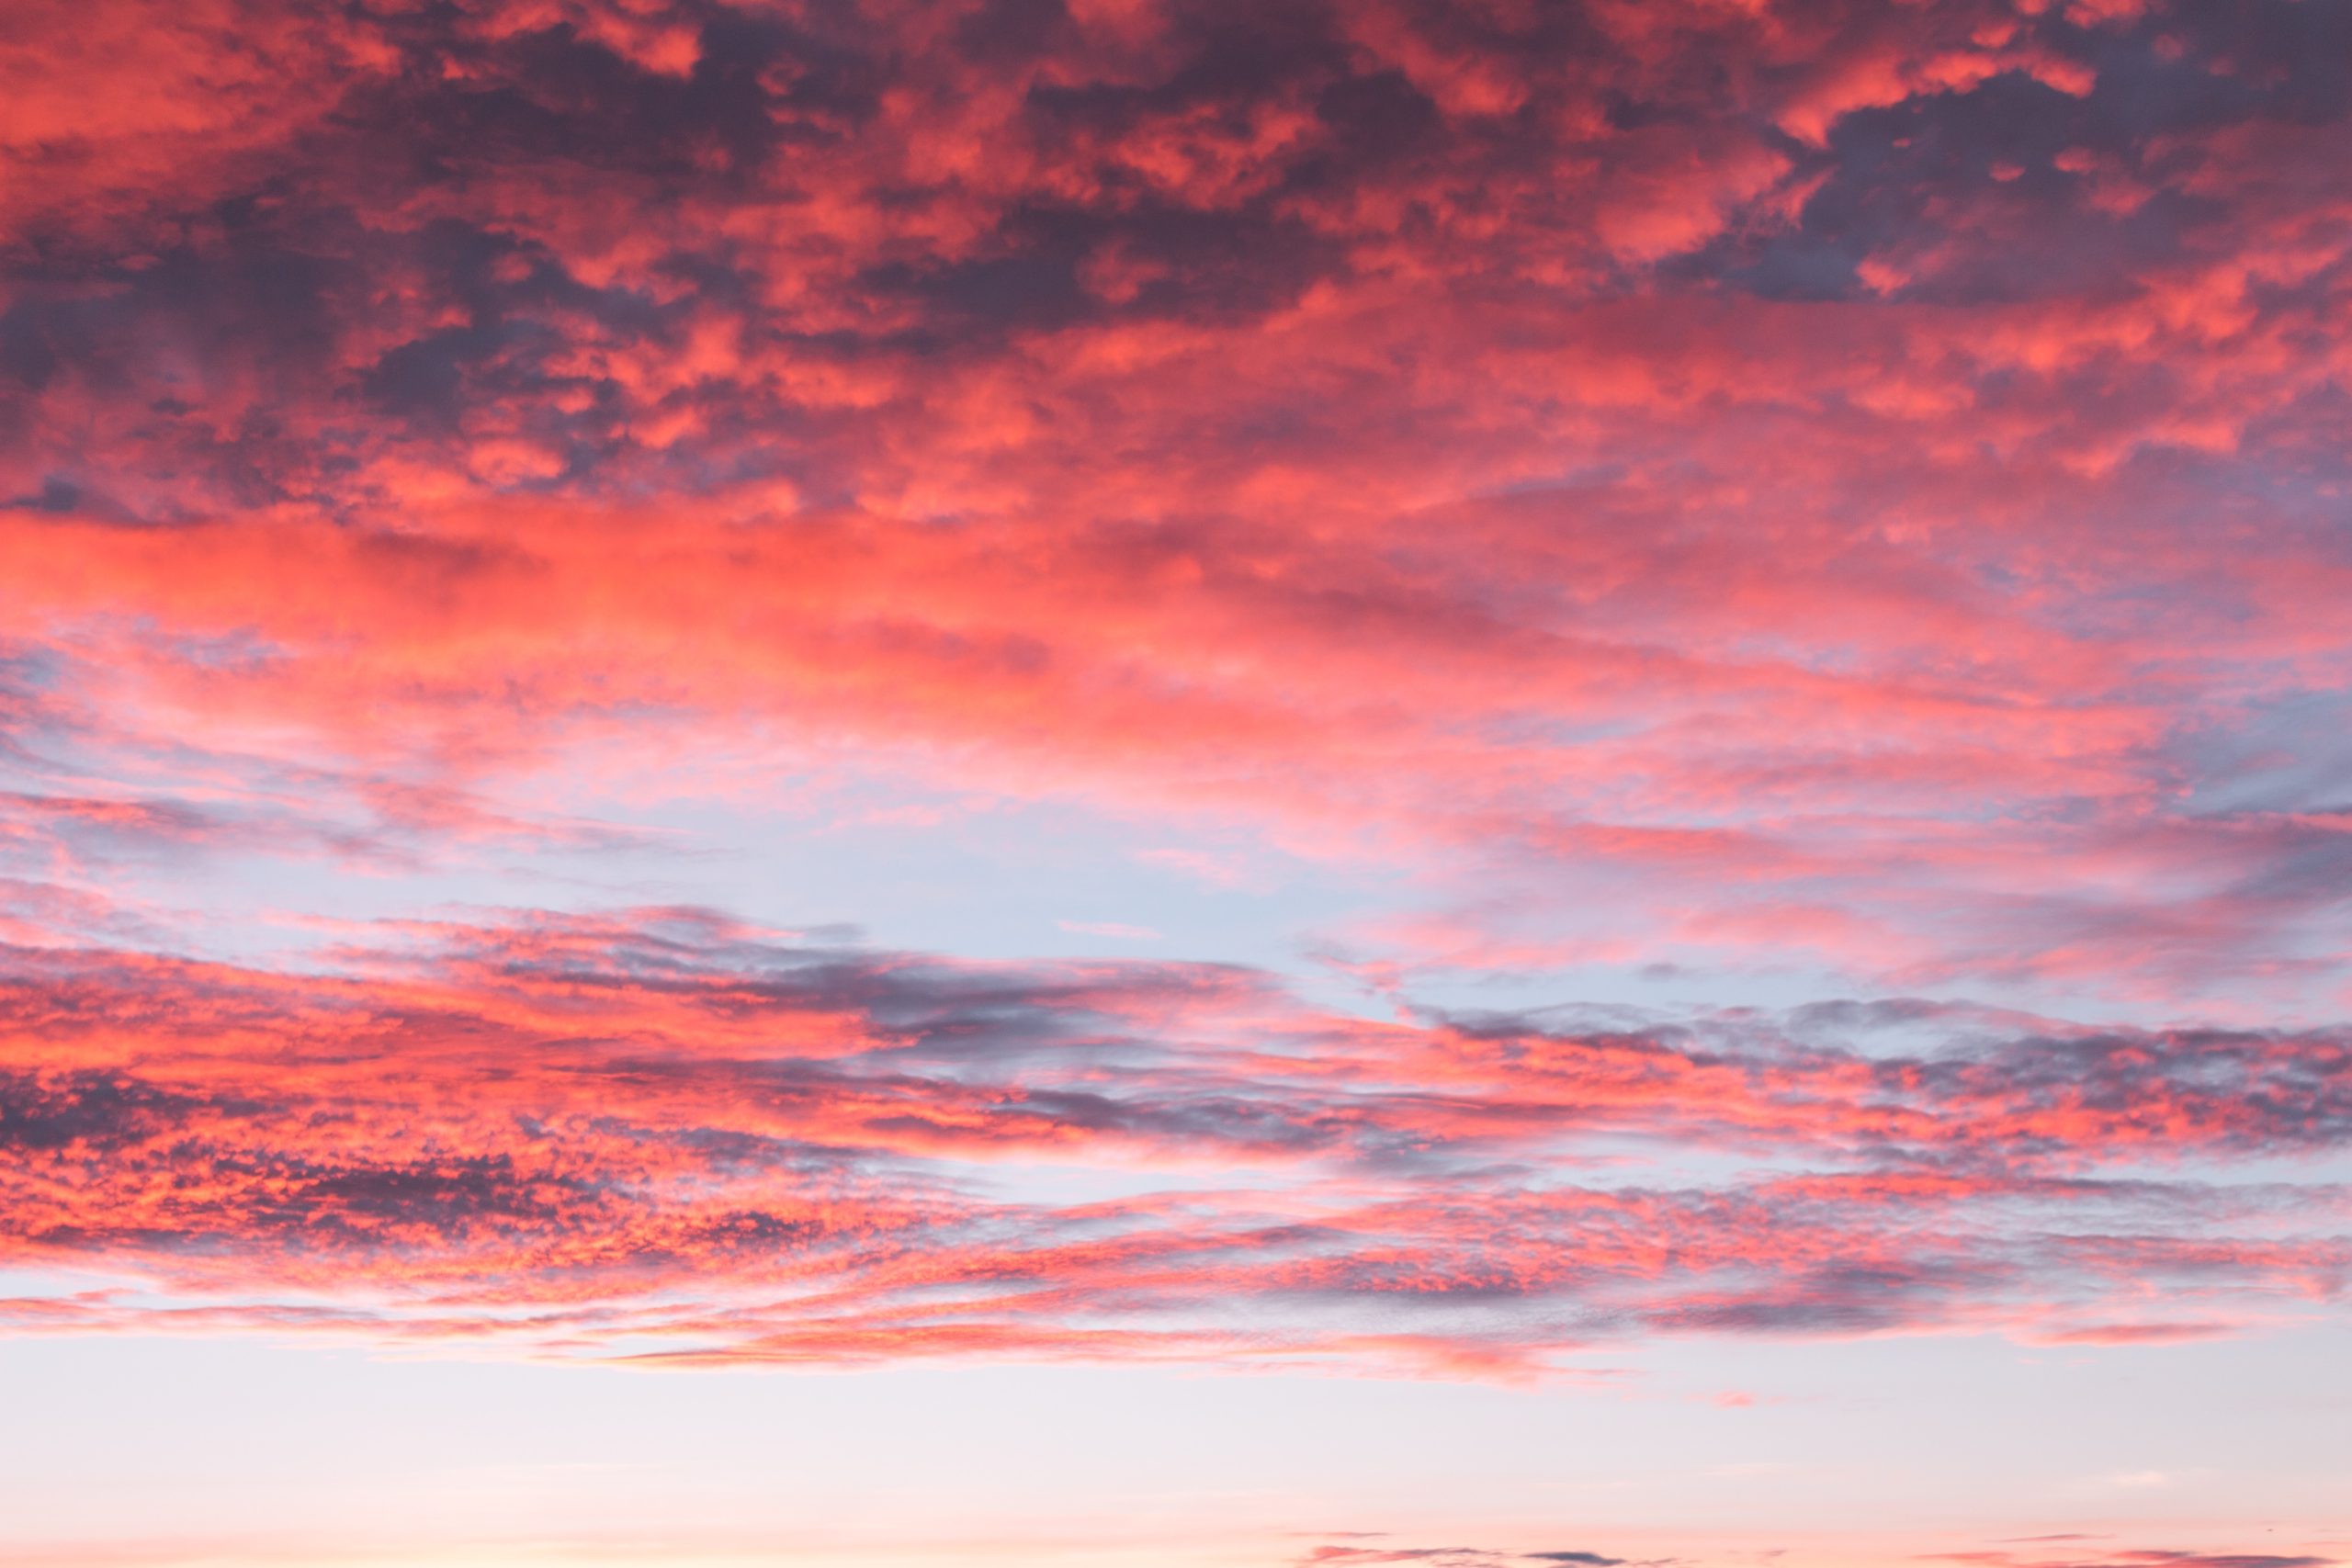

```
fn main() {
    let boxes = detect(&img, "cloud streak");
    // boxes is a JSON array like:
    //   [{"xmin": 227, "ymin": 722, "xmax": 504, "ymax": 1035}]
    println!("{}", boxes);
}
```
[{"xmin": 1, "ymin": 906, "xmax": 2342, "ymax": 1373}]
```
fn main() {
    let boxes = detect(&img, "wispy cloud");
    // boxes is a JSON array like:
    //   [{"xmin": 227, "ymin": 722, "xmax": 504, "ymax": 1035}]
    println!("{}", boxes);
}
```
[{"xmin": 1, "ymin": 905, "xmax": 2343, "ymax": 1371}]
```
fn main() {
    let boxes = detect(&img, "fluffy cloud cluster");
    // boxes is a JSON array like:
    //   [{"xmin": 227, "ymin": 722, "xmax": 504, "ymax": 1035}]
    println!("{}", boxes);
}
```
[{"xmin": 6, "ymin": 2, "xmax": 2352, "ymax": 1000}]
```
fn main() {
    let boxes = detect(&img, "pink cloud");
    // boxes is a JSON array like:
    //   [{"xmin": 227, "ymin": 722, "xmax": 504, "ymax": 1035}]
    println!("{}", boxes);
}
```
[
  {"xmin": 3, "ymin": 0, "xmax": 2350, "ymax": 1415},
  {"xmin": 0, "ymin": 907, "xmax": 2344, "ymax": 1373}
]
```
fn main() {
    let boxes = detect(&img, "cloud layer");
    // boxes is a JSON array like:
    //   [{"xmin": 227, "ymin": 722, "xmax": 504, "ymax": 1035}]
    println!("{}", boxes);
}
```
[
  {"xmin": 4, "ymin": 0, "xmax": 2352, "ymax": 1006},
  {"xmin": 1, "ymin": 0, "xmax": 2349, "ymax": 1431},
  {"xmin": 4, "ymin": 907, "xmax": 2343, "ymax": 1373}
]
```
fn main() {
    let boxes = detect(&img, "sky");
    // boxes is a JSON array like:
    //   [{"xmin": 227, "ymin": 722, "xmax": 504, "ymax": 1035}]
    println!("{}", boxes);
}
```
[{"xmin": 1, "ymin": 0, "xmax": 2349, "ymax": 1564}]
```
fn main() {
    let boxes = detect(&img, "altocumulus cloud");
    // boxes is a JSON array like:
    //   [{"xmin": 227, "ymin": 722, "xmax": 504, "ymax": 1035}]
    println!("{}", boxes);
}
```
[{"xmin": 0, "ymin": 908, "xmax": 2345, "ymax": 1375}]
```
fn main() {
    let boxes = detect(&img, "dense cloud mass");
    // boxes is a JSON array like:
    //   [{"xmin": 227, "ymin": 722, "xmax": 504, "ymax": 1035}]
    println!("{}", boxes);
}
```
[
  {"xmin": 4, "ymin": 0, "xmax": 2352, "ymax": 996},
  {"xmin": 2, "ymin": 0, "xmax": 2349, "ymax": 1393}
]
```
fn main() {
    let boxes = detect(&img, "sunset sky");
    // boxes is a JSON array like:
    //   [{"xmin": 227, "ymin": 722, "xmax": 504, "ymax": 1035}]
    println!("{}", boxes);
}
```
[{"xmin": 3, "ymin": 1, "xmax": 2350, "ymax": 1564}]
